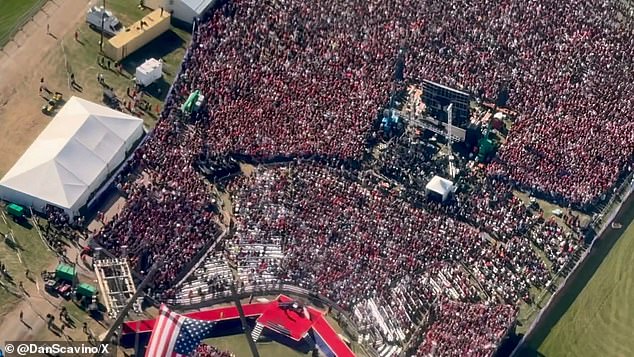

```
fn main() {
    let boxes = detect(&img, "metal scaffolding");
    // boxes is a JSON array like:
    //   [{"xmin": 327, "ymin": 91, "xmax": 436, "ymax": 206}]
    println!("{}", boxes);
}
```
[{"xmin": 94, "ymin": 258, "xmax": 138, "ymax": 319}]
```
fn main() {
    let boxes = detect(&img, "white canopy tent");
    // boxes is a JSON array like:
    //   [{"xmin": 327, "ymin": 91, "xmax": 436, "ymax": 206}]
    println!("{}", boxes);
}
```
[
  {"xmin": 425, "ymin": 176, "xmax": 455, "ymax": 202},
  {"xmin": 147, "ymin": 0, "xmax": 215, "ymax": 24},
  {"xmin": 0, "ymin": 97, "xmax": 143, "ymax": 218}
]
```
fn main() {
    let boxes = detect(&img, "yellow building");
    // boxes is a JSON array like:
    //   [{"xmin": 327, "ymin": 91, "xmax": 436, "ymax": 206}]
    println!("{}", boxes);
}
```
[{"xmin": 104, "ymin": 8, "xmax": 171, "ymax": 61}]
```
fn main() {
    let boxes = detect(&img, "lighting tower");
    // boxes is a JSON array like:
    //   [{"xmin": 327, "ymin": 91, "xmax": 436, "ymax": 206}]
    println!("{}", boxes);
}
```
[{"xmin": 446, "ymin": 104, "xmax": 457, "ymax": 178}]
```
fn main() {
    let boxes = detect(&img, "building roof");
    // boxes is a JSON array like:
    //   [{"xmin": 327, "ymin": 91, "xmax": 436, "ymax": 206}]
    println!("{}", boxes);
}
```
[
  {"xmin": 181, "ymin": 0, "xmax": 215, "ymax": 13},
  {"xmin": 0, "ymin": 97, "xmax": 143, "ymax": 210}
]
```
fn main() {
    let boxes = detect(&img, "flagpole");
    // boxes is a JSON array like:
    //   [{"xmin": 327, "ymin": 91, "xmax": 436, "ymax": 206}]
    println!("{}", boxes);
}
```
[
  {"xmin": 133, "ymin": 318, "xmax": 140, "ymax": 356},
  {"xmin": 229, "ymin": 282, "xmax": 260, "ymax": 357}
]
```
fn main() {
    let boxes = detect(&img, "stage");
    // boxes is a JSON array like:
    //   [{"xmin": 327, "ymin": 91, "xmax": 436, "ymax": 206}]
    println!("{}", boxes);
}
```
[{"xmin": 121, "ymin": 295, "xmax": 354, "ymax": 357}]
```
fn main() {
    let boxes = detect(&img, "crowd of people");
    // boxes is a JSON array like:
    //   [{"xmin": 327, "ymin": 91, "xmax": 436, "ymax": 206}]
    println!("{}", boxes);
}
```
[
  {"xmin": 429, "ymin": 167, "xmax": 584, "ymax": 274},
  {"xmin": 82, "ymin": 0, "xmax": 634, "ymax": 355},
  {"xmin": 373, "ymin": 128, "xmax": 584, "ymax": 277},
  {"xmin": 176, "ymin": 0, "xmax": 634, "ymax": 207},
  {"xmin": 94, "ymin": 105, "xmax": 222, "ymax": 291},
  {"xmin": 177, "ymin": 0, "xmax": 398, "ymax": 160},
  {"xmin": 416, "ymin": 300, "xmax": 517, "ymax": 357},
  {"xmin": 193, "ymin": 344, "xmax": 233, "ymax": 357},
  {"xmin": 398, "ymin": 0, "xmax": 634, "ymax": 207},
  {"xmin": 225, "ymin": 165, "xmax": 557, "ymax": 350}
]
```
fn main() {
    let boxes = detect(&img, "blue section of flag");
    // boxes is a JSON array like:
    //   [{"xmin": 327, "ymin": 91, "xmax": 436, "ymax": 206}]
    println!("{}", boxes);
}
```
[{"xmin": 173, "ymin": 318, "xmax": 216, "ymax": 355}]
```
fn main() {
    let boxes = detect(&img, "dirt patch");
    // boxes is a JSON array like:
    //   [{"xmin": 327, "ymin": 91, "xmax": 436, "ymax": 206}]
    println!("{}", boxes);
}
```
[{"xmin": 0, "ymin": 0, "xmax": 90, "ymax": 176}]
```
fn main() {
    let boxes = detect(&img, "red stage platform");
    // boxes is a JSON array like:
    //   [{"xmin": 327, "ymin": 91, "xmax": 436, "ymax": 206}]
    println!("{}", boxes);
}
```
[
  {"xmin": 122, "ymin": 295, "xmax": 355, "ymax": 357},
  {"xmin": 256, "ymin": 295, "xmax": 317, "ymax": 340}
]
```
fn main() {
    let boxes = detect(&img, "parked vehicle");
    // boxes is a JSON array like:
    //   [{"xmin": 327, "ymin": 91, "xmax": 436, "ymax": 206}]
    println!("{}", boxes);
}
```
[{"xmin": 86, "ymin": 6, "xmax": 123, "ymax": 37}]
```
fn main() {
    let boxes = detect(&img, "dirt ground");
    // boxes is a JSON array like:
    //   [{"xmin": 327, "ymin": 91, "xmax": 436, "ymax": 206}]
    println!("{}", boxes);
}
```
[
  {"xmin": 0, "ymin": 0, "xmax": 90, "ymax": 177},
  {"xmin": 0, "ymin": 0, "xmax": 97, "ymax": 345}
]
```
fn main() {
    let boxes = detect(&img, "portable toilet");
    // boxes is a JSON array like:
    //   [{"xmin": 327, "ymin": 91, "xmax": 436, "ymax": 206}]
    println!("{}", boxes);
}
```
[
  {"xmin": 55, "ymin": 264, "xmax": 76, "ymax": 282},
  {"xmin": 6, "ymin": 203, "xmax": 25, "ymax": 219},
  {"xmin": 76, "ymin": 283, "xmax": 98, "ymax": 298}
]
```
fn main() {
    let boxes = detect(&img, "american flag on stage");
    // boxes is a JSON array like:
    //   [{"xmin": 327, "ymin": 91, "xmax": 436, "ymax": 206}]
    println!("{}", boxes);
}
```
[{"xmin": 145, "ymin": 304, "xmax": 216, "ymax": 357}]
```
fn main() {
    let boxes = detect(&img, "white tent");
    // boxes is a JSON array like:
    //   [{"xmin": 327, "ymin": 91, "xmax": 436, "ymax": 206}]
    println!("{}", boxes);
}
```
[
  {"xmin": 425, "ymin": 176, "xmax": 455, "ymax": 202},
  {"xmin": 0, "ymin": 97, "xmax": 143, "ymax": 217},
  {"xmin": 150, "ymin": 0, "xmax": 215, "ymax": 24}
]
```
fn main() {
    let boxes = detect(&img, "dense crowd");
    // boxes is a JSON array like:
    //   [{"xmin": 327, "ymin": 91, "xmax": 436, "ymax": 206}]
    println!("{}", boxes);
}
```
[
  {"xmin": 374, "ymin": 132, "xmax": 584, "ymax": 275},
  {"xmin": 416, "ymin": 300, "xmax": 517, "ymax": 357},
  {"xmin": 176, "ymin": 0, "xmax": 398, "ymax": 160},
  {"xmin": 225, "ymin": 165, "xmax": 556, "ymax": 349},
  {"xmin": 193, "ymin": 344, "xmax": 233, "ymax": 357},
  {"xmin": 397, "ymin": 0, "xmax": 634, "ymax": 207},
  {"xmin": 83, "ymin": 0, "xmax": 634, "ymax": 355},
  {"xmin": 428, "ymin": 167, "xmax": 584, "ymax": 273},
  {"xmin": 171, "ymin": 0, "xmax": 634, "ymax": 206},
  {"xmin": 94, "ymin": 106, "xmax": 221, "ymax": 291}
]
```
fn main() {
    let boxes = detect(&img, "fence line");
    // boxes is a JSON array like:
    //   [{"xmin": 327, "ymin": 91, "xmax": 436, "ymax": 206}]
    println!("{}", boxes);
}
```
[
  {"xmin": 0, "ymin": 0, "xmax": 49, "ymax": 49},
  {"xmin": 60, "ymin": 39, "xmax": 72, "ymax": 90}
]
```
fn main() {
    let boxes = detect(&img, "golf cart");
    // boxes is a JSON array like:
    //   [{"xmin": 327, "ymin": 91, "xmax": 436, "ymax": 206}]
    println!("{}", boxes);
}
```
[
  {"xmin": 41, "ymin": 92, "xmax": 63, "ymax": 115},
  {"xmin": 44, "ymin": 264, "xmax": 76, "ymax": 299},
  {"xmin": 86, "ymin": 6, "xmax": 123, "ymax": 37}
]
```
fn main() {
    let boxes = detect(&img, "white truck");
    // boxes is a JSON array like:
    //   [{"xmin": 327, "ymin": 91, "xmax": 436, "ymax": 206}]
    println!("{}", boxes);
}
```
[{"xmin": 86, "ymin": 6, "xmax": 123, "ymax": 37}]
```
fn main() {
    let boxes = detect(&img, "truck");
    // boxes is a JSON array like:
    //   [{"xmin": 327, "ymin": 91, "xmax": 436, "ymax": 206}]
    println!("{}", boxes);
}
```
[{"xmin": 86, "ymin": 6, "xmax": 123, "ymax": 37}]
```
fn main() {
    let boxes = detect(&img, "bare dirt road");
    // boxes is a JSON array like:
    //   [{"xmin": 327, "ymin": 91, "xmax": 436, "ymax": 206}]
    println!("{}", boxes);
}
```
[{"xmin": 0, "ymin": 0, "xmax": 90, "ymax": 176}]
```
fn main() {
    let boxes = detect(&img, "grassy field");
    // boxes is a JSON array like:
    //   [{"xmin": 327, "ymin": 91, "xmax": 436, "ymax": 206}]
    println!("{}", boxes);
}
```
[
  {"xmin": 0, "ymin": 0, "xmax": 43, "ymax": 47},
  {"xmin": 0, "ymin": 204, "xmax": 57, "ymax": 316},
  {"xmin": 517, "ymin": 192, "xmax": 634, "ymax": 357},
  {"xmin": 204, "ymin": 334, "xmax": 309, "ymax": 357},
  {"xmin": 49, "ymin": 0, "xmax": 191, "ymax": 128}
]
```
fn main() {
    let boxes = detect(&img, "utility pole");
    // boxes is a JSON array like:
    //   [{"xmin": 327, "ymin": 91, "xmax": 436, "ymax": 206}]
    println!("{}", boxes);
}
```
[
  {"xmin": 100, "ymin": 0, "xmax": 106, "ymax": 51},
  {"xmin": 229, "ymin": 282, "xmax": 260, "ymax": 357}
]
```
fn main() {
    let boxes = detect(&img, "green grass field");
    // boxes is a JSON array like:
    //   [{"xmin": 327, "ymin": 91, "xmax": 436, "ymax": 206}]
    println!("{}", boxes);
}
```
[
  {"xmin": 538, "ymin": 211, "xmax": 634, "ymax": 356},
  {"xmin": 204, "ymin": 334, "xmax": 309, "ymax": 357},
  {"xmin": 518, "ymin": 193, "xmax": 634, "ymax": 357},
  {"xmin": 0, "ymin": 0, "xmax": 44, "ymax": 47},
  {"xmin": 0, "ymin": 206, "xmax": 57, "ymax": 317}
]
